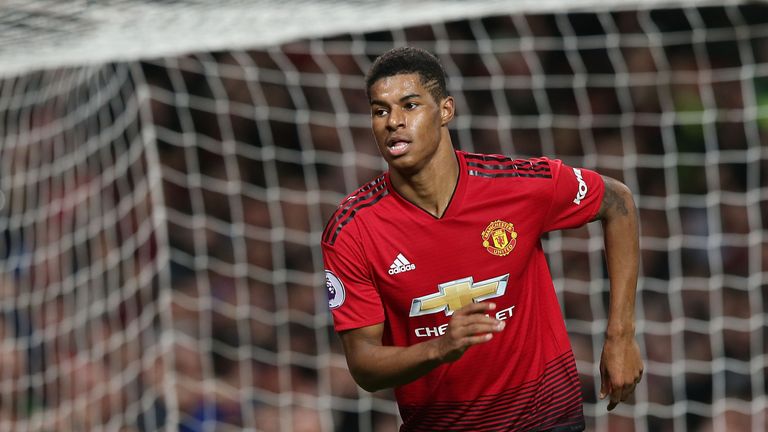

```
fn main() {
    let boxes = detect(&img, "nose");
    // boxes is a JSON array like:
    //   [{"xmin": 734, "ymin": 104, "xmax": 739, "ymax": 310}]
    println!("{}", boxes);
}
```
[{"xmin": 387, "ymin": 107, "xmax": 405, "ymax": 130}]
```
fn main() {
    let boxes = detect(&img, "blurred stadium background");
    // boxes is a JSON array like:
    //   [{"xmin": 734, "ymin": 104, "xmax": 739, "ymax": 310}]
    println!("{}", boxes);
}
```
[{"xmin": 0, "ymin": 0, "xmax": 766, "ymax": 431}]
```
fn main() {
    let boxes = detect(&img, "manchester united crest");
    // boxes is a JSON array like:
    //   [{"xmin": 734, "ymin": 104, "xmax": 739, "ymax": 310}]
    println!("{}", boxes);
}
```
[{"xmin": 481, "ymin": 220, "xmax": 518, "ymax": 256}]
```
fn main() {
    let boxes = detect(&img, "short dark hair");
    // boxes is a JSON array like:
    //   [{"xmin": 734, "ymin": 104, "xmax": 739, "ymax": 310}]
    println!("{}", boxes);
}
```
[{"xmin": 365, "ymin": 46, "xmax": 448, "ymax": 103}]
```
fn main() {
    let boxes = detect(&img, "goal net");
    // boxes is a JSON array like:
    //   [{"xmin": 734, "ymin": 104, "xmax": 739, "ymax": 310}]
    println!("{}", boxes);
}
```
[{"xmin": 0, "ymin": 0, "xmax": 766, "ymax": 431}]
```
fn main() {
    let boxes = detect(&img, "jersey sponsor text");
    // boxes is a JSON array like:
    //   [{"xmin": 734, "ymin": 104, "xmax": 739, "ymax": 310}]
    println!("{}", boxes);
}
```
[
  {"xmin": 414, "ymin": 305, "xmax": 515, "ymax": 338},
  {"xmin": 572, "ymin": 167, "xmax": 588, "ymax": 204}
]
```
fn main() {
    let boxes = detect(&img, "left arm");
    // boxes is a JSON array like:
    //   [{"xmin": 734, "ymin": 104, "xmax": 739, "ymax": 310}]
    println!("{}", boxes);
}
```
[{"xmin": 592, "ymin": 176, "xmax": 644, "ymax": 411}]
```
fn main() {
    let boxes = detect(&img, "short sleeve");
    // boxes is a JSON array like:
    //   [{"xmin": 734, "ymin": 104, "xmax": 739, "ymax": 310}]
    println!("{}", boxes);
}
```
[
  {"xmin": 321, "ymin": 222, "xmax": 385, "ymax": 332},
  {"xmin": 541, "ymin": 159, "xmax": 605, "ymax": 233}
]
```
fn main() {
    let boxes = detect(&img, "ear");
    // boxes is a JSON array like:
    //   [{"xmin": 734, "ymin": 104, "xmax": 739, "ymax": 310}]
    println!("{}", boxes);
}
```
[{"xmin": 440, "ymin": 96, "xmax": 455, "ymax": 126}]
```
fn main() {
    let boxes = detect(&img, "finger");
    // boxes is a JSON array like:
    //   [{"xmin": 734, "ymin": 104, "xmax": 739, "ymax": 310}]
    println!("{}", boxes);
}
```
[
  {"xmin": 446, "ymin": 316, "xmax": 504, "ymax": 340},
  {"xmin": 447, "ymin": 315, "xmax": 503, "ymax": 345},
  {"xmin": 608, "ymin": 382, "xmax": 636, "ymax": 411},
  {"xmin": 606, "ymin": 385, "xmax": 623, "ymax": 411},
  {"xmin": 620, "ymin": 382, "xmax": 637, "ymax": 402},
  {"xmin": 460, "ymin": 321, "xmax": 505, "ymax": 336},
  {"xmin": 456, "ymin": 313, "xmax": 505, "ymax": 327},
  {"xmin": 455, "ymin": 301, "xmax": 496, "ymax": 316},
  {"xmin": 599, "ymin": 368, "xmax": 610, "ymax": 401},
  {"xmin": 463, "ymin": 333, "xmax": 496, "ymax": 346},
  {"xmin": 607, "ymin": 400, "xmax": 618, "ymax": 411}
]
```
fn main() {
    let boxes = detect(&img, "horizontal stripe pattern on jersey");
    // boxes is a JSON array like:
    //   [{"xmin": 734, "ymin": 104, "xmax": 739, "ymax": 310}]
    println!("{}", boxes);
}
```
[
  {"xmin": 465, "ymin": 153, "xmax": 553, "ymax": 179},
  {"xmin": 398, "ymin": 351, "xmax": 585, "ymax": 432}
]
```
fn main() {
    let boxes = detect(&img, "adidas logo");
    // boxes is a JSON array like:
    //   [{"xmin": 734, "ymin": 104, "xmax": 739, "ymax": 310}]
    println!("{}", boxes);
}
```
[{"xmin": 388, "ymin": 253, "xmax": 416, "ymax": 275}]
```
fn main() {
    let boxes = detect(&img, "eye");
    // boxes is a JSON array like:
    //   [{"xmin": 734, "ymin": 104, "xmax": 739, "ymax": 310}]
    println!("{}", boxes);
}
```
[
  {"xmin": 404, "ymin": 102, "xmax": 418, "ymax": 110},
  {"xmin": 372, "ymin": 108, "xmax": 388, "ymax": 117}
]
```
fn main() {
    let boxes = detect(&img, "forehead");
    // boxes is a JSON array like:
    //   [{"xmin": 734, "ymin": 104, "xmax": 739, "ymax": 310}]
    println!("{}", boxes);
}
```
[{"xmin": 369, "ymin": 73, "xmax": 428, "ymax": 102}]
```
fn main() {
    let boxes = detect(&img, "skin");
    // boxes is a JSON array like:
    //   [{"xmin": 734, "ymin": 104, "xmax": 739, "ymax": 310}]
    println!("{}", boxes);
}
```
[
  {"xmin": 592, "ymin": 176, "xmax": 644, "ymax": 410},
  {"xmin": 369, "ymin": 74, "xmax": 458, "ymax": 218},
  {"xmin": 339, "ymin": 72, "xmax": 643, "ymax": 411}
]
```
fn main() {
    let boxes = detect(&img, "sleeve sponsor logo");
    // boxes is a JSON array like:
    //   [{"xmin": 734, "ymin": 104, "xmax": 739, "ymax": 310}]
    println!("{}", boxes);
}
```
[
  {"xmin": 325, "ymin": 270, "xmax": 345, "ymax": 309},
  {"xmin": 572, "ymin": 167, "xmax": 588, "ymax": 205}
]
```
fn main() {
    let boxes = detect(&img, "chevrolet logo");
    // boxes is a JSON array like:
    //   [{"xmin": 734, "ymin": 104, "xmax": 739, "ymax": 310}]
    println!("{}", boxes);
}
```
[{"xmin": 410, "ymin": 274, "xmax": 509, "ymax": 317}]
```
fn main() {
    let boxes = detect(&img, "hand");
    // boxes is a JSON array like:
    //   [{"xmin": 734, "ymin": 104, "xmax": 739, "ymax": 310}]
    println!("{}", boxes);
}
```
[
  {"xmin": 599, "ymin": 335, "xmax": 643, "ymax": 411},
  {"xmin": 433, "ymin": 302, "xmax": 505, "ymax": 363}
]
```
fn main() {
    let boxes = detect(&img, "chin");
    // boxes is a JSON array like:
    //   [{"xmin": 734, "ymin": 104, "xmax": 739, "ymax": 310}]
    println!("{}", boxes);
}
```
[{"xmin": 388, "ymin": 156, "xmax": 424, "ymax": 175}]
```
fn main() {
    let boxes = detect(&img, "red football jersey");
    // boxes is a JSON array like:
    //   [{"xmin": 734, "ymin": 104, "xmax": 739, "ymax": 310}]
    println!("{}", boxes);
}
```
[{"xmin": 322, "ymin": 150, "xmax": 605, "ymax": 431}]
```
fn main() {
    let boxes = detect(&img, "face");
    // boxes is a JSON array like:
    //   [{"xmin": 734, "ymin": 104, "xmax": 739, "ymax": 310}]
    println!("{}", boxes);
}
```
[{"xmin": 369, "ymin": 73, "xmax": 453, "ymax": 174}]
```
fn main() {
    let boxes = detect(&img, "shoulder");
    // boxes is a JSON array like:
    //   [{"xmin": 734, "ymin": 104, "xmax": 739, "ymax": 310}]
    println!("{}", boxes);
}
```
[
  {"xmin": 322, "ymin": 173, "xmax": 390, "ymax": 246},
  {"xmin": 459, "ymin": 151, "xmax": 557, "ymax": 180}
]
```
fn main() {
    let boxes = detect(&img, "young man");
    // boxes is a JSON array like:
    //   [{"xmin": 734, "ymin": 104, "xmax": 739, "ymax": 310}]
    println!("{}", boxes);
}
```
[{"xmin": 322, "ymin": 47, "xmax": 643, "ymax": 431}]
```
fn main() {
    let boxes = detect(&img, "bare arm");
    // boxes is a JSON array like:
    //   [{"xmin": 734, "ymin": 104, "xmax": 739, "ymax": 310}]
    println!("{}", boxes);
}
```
[
  {"xmin": 592, "ymin": 176, "xmax": 644, "ymax": 410},
  {"xmin": 339, "ymin": 302, "xmax": 504, "ymax": 392}
]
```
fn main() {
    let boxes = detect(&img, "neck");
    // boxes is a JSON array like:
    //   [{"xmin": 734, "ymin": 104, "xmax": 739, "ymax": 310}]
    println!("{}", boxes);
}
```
[{"xmin": 389, "ymin": 142, "xmax": 459, "ymax": 218}]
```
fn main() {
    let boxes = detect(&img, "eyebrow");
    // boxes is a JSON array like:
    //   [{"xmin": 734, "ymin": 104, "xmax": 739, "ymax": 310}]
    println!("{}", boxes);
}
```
[{"xmin": 370, "ymin": 93, "xmax": 421, "ymax": 106}]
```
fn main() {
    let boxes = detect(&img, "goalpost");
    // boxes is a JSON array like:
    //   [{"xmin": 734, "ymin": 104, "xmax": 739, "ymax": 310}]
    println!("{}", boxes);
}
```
[{"xmin": 0, "ymin": 1, "xmax": 765, "ymax": 431}]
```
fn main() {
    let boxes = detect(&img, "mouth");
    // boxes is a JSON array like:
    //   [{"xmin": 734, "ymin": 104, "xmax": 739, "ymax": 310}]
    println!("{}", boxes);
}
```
[{"xmin": 386, "ymin": 138, "xmax": 411, "ymax": 156}]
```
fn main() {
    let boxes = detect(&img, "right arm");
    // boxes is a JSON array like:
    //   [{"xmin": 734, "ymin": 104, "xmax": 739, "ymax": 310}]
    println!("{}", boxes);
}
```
[{"xmin": 339, "ymin": 302, "xmax": 505, "ymax": 392}]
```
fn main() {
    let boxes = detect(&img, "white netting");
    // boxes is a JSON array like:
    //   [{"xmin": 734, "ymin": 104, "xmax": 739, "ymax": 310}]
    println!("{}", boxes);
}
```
[{"xmin": 0, "ymin": 1, "xmax": 766, "ymax": 431}]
